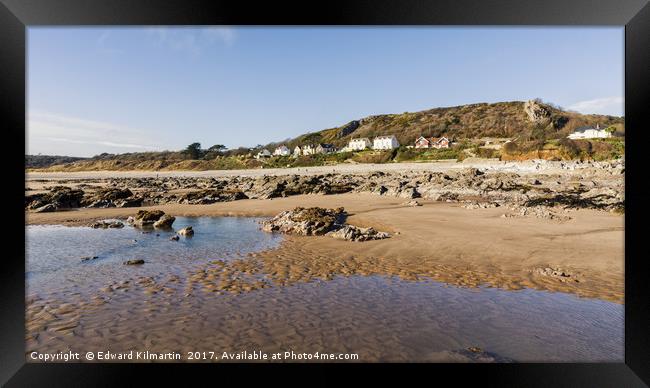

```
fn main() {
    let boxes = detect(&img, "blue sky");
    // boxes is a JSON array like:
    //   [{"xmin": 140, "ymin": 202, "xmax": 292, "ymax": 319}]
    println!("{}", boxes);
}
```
[{"xmin": 28, "ymin": 27, "xmax": 624, "ymax": 157}]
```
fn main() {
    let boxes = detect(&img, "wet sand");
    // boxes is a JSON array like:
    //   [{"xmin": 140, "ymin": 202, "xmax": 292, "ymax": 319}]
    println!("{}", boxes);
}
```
[{"xmin": 26, "ymin": 192, "xmax": 624, "ymax": 303}]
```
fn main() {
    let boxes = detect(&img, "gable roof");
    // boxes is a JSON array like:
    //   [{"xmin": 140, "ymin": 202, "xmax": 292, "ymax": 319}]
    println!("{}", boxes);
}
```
[{"xmin": 431, "ymin": 136, "xmax": 450, "ymax": 143}]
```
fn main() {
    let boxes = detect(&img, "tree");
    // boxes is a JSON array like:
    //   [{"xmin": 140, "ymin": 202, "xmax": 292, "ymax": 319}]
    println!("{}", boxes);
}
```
[
  {"xmin": 182, "ymin": 143, "xmax": 202, "ymax": 160},
  {"xmin": 208, "ymin": 144, "xmax": 227, "ymax": 153}
]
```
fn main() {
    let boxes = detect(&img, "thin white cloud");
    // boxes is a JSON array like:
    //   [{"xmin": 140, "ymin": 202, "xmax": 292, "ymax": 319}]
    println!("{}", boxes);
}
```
[
  {"xmin": 28, "ymin": 111, "xmax": 159, "ymax": 155},
  {"xmin": 567, "ymin": 96, "xmax": 624, "ymax": 116},
  {"xmin": 95, "ymin": 31, "xmax": 124, "ymax": 56},
  {"xmin": 201, "ymin": 27, "xmax": 236, "ymax": 46},
  {"xmin": 43, "ymin": 137, "xmax": 149, "ymax": 149},
  {"xmin": 145, "ymin": 27, "xmax": 236, "ymax": 56}
]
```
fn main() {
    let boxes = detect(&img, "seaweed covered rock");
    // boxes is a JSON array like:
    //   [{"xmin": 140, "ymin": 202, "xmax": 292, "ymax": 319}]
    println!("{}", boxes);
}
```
[{"xmin": 261, "ymin": 207, "xmax": 347, "ymax": 236}]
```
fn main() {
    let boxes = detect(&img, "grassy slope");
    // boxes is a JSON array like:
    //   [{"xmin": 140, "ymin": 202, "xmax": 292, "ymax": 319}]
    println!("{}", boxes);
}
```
[
  {"xmin": 28, "ymin": 101, "xmax": 624, "ymax": 172},
  {"xmin": 279, "ymin": 101, "xmax": 623, "ymax": 150}
]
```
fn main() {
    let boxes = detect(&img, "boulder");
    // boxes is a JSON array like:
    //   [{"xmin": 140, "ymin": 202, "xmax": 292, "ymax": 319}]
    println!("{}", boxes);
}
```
[
  {"xmin": 153, "ymin": 214, "xmax": 175, "ymax": 228},
  {"xmin": 177, "ymin": 226, "xmax": 194, "ymax": 236},
  {"xmin": 127, "ymin": 210, "xmax": 166, "ymax": 227}
]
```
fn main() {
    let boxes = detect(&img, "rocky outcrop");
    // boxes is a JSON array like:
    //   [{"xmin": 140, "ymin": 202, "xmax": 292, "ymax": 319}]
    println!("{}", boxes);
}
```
[
  {"xmin": 90, "ymin": 220, "xmax": 124, "ymax": 229},
  {"xmin": 336, "ymin": 120, "xmax": 360, "ymax": 138},
  {"xmin": 32, "ymin": 203, "xmax": 57, "ymax": 213},
  {"xmin": 26, "ymin": 186, "xmax": 84, "ymax": 211},
  {"xmin": 328, "ymin": 225, "xmax": 390, "ymax": 241},
  {"xmin": 25, "ymin": 160, "xmax": 625, "ymax": 218},
  {"xmin": 115, "ymin": 197, "xmax": 143, "ymax": 208},
  {"xmin": 82, "ymin": 187, "xmax": 136, "ymax": 208},
  {"xmin": 177, "ymin": 189, "xmax": 247, "ymax": 204},
  {"xmin": 86, "ymin": 200, "xmax": 115, "ymax": 208},
  {"xmin": 127, "ymin": 210, "xmax": 166, "ymax": 227},
  {"xmin": 261, "ymin": 207, "xmax": 347, "ymax": 236},
  {"xmin": 262, "ymin": 207, "xmax": 390, "ymax": 242},
  {"xmin": 523, "ymin": 99, "xmax": 551, "ymax": 124}
]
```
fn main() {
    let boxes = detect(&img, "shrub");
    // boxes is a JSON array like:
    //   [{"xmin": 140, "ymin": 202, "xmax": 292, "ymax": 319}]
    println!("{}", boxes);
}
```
[{"xmin": 502, "ymin": 142, "xmax": 518, "ymax": 154}]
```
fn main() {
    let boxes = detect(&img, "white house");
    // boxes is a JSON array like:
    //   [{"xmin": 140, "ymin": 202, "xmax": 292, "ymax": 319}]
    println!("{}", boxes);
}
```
[
  {"xmin": 567, "ymin": 124, "xmax": 612, "ymax": 140},
  {"xmin": 255, "ymin": 149, "xmax": 271, "ymax": 159},
  {"xmin": 302, "ymin": 144, "xmax": 316, "ymax": 155},
  {"xmin": 347, "ymin": 138, "xmax": 372, "ymax": 151},
  {"xmin": 273, "ymin": 145, "xmax": 291, "ymax": 156},
  {"xmin": 373, "ymin": 135, "xmax": 400, "ymax": 150},
  {"xmin": 316, "ymin": 143, "xmax": 336, "ymax": 154},
  {"xmin": 293, "ymin": 146, "xmax": 302, "ymax": 156}
]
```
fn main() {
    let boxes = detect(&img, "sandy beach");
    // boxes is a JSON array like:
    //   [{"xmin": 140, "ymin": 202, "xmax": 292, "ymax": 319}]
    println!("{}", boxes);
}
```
[
  {"xmin": 26, "ymin": 191, "xmax": 624, "ymax": 303},
  {"xmin": 24, "ymin": 162, "xmax": 625, "ymax": 362}
]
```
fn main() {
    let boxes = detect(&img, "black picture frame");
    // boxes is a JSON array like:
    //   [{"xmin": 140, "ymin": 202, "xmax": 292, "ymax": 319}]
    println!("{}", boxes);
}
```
[{"xmin": 2, "ymin": 0, "xmax": 649, "ymax": 386}]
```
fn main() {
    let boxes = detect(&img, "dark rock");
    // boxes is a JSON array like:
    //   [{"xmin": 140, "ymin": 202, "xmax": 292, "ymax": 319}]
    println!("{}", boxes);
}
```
[{"xmin": 123, "ymin": 259, "xmax": 145, "ymax": 265}]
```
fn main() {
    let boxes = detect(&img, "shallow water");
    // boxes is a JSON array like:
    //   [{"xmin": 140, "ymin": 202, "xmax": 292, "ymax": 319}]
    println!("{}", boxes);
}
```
[
  {"xmin": 25, "ymin": 217, "xmax": 623, "ymax": 362},
  {"xmin": 26, "ymin": 217, "xmax": 282, "ymax": 297}
]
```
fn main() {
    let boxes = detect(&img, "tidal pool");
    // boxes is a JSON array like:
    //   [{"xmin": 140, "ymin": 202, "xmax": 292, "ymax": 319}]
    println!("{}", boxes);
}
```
[{"xmin": 25, "ymin": 217, "xmax": 623, "ymax": 362}]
